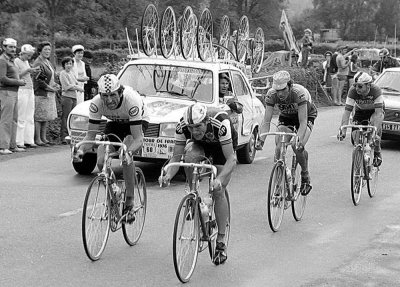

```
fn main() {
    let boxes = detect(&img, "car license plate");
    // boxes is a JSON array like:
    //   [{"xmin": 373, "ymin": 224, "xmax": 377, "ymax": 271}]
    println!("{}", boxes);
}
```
[{"xmin": 383, "ymin": 123, "xmax": 400, "ymax": 131}]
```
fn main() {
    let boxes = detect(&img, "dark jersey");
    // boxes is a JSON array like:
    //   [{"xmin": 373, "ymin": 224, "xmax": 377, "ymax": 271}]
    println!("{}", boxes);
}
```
[
  {"xmin": 372, "ymin": 57, "xmax": 400, "ymax": 73},
  {"xmin": 345, "ymin": 84, "xmax": 384, "ymax": 112}
]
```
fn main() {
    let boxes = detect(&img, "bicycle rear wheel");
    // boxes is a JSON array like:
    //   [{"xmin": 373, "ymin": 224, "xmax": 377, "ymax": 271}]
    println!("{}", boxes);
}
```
[
  {"xmin": 267, "ymin": 163, "xmax": 286, "ymax": 232},
  {"xmin": 218, "ymin": 15, "xmax": 230, "ymax": 59},
  {"xmin": 82, "ymin": 175, "xmax": 111, "ymax": 261},
  {"xmin": 141, "ymin": 4, "xmax": 159, "ymax": 56},
  {"xmin": 160, "ymin": 6, "xmax": 176, "ymax": 59},
  {"xmin": 122, "ymin": 167, "xmax": 147, "ymax": 246},
  {"xmin": 367, "ymin": 164, "xmax": 379, "ymax": 197},
  {"xmin": 251, "ymin": 27, "xmax": 265, "ymax": 74},
  {"xmin": 197, "ymin": 8, "xmax": 213, "ymax": 61},
  {"xmin": 173, "ymin": 194, "xmax": 200, "ymax": 283},
  {"xmin": 292, "ymin": 160, "xmax": 307, "ymax": 221},
  {"xmin": 235, "ymin": 15, "xmax": 249, "ymax": 63},
  {"xmin": 351, "ymin": 146, "xmax": 366, "ymax": 206}
]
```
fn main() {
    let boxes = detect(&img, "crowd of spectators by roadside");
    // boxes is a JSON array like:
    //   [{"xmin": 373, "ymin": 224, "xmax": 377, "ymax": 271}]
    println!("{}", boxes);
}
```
[{"xmin": 0, "ymin": 37, "xmax": 97, "ymax": 155}]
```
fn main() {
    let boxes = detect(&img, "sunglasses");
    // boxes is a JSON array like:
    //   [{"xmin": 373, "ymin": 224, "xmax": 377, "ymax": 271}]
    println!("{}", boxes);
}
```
[{"xmin": 353, "ymin": 84, "xmax": 364, "ymax": 89}]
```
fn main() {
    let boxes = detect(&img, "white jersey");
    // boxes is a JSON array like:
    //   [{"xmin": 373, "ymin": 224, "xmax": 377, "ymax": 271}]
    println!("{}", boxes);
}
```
[{"xmin": 89, "ymin": 86, "xmax": 148, "ymax": 124}]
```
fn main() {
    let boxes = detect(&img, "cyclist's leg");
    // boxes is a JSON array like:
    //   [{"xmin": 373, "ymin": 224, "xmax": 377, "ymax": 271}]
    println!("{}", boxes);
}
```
[
  {"xmin": 183, "ymin": 141, "xmax": 205, "ymax": 190},
  {"xmin": 370, "ymin": 109, "xmax": 383, "ymax": 165},
  {"xmin": 96, "ymin": 121, "xmax": 118, "ymax": 171},
  {"xmin": 275, "ymin": 116, "xmax": 293, "ymax": 161},
  {"xmin": 122, "ymin": 135, "xmax": 137, "ymax": 208}
]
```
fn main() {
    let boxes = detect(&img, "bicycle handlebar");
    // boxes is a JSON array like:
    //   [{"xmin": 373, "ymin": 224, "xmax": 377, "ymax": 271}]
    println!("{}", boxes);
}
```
[
  {"xmin": 75, "ymin": 140, "xmax": 127, "ymax": 151},
  {"xmin": 260, "ymin": 131, "xmax": 297, "ymax": 138},
  {"xmin": 161, "ymin": 162, "xmax": 217, "ymax": 178},
  {"xmin": 340, "ymin": 125, "xmax": 377, "ymax": 133}
]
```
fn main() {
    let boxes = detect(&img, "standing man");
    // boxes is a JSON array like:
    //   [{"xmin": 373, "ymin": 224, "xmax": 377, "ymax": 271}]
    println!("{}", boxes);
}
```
[
  {"xmin": 299, "ymin": 28, "xmax": 313, "ymax": 68},
  {"xmin": 72, "ymin": 44, "xmax": 89, "ymax": 104},
  {"xmin": 15, "ymin": 44, "xmax": 40, "ymax": 148},
  {"xmin": 335, "ymin": 46, "xmax": 352, "ymax": 105},
  {"xmin": 83, "ymin": 51, "xmax": 97, "ymax": 101},
  {"xmin": 0, "ymin": 38, "xmax": 26, "ymax": 155}
]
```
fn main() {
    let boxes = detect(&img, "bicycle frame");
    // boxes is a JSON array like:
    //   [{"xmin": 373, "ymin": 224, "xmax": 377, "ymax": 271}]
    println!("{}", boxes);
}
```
[{"xmin": 340, "ymin": 124, "xmax": 377, "ymax": 161}]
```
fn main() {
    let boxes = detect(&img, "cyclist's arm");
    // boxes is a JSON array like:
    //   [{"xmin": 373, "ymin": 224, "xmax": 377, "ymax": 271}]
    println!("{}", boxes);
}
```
[
  {"xmin": 218, "ymin": 143, "xmax": 236, "ymax": 187},
  {"xmin": 297, "ymin": 103, "xmax": 308, "ymax": 144},
  {"xmin": 371, "ymin": 94, "xmax": 384, "ymax": 129},
  {"xmin": 259, "ymin": 105, "xmax": 274, "ymax": 142},
  {"xmin": 164, "ymin": 143, "xmax": 185, "ymax": 180},
  {"xmin": 78, "ymin": 122, "xmax": 99, "ymax": 152},
  {"xmin": 127, "ymin": 123, "xmax": 143, "ymax": 153}
]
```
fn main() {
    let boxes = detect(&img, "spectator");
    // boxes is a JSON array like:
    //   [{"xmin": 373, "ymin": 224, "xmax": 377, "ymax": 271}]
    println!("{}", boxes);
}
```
[
  {"xmin": 348, "ymin": 54, "xmax": 360, "ymax": 87},
  {"xmin": 371, "ymin": 48, "xmax": 400, "ymax": 74},
  {"xmin": 322, "ymin": 51, "xmax": 333, "ymax": 96},
  {"xmin": 218, "ymin": 73, "xmax": 243, "ymax": 114},
  {"xmin": 299, "ymin": 28, "xmax": 313, "ymax": 68},
  {"xmin": 14, "ymin": 44, "xmax": 40, "ymax": 149},
  {"xmin": 59, "ymin": 56, "xmax": 83, "ymax": 144},
  {"xmin": 0, "ymin": 38, "xmax": 26, "ymax": 155},
  {"xmin": 335, "ymin": 46, "xmax": 352, "ymax": 105},
  {"xmin": 32, "ymin": 41, "xmax": 60, "ymax": 146},
  {"xmin": 83, "ymin": 50, "xmax": 97, "ymax": 101},
  {"xmin": 72, "ymin": 44, "xmax": 89, "ymax": 104}
]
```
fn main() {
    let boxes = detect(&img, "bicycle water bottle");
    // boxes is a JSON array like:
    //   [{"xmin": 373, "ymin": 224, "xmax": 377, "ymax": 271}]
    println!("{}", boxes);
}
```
[
  {"xmin": 200, "ymin": 201, "xmax": 209, "ymax": 224},
  {"xmin": 286, "ymin": 166, "xmax": 292, "ymax": 183},
  {"xmin": 203, "ymin": 195, "xmax": 213, "ymax": 217}
]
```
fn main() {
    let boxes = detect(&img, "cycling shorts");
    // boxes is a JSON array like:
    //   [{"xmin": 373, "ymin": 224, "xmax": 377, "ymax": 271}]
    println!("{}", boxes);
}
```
[
  {"xmin": 103, "ymin": 121, "xmax": 149, "ymax": 143},
  {"xmin": 278, "ymin": 115, "xmax": 315, "ymax": 131},
  {"xmin": 186, "ymin": 140, "xmax": 228, "ymax": 165}
]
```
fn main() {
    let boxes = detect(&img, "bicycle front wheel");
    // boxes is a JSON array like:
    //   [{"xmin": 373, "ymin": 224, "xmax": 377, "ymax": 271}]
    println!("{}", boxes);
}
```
[
  {"xmin": 367, "ymin": 164, "xmax": 379, "ymax": 198},
  {"xmin": 173, "ymin": 194, "xmax": 200, "ymax": 283},
  {"xmin": 292, "ymin": 161, "xmax": 307, "ymax": 221},
  {"xmin": 267, "ymin": 163, "xmax": 286, "ymax": 232},
  {"xmin": 82, "ymin": 175, "xmax": 111, "ymax": 261},
  {"xmin": 122, "ymin": 167, "xmax": 147, "ymax": 246},
  {"xmin": 351, "ymin": 146, "xmax": 366, "ymax": 206}
]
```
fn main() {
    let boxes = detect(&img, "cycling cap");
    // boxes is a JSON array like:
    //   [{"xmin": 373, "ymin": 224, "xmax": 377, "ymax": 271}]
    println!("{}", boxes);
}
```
[
  {"xmin": 183, "ymin": 104, "xmax": 207, "ymax": 125},
  {"xmin": 272, "ymin": 70, "xmax": 291, "ymax": 90},
  {"xmin": 354, "ymin": 71, "xmax": 372, "ymax": 84},
  {"xmin": 379, "ymin": 48, "xmax": 389, "ymax": 57},
  {"xmin": 98, "ymin": 74, "xmax": 121, "ymax": 93}
]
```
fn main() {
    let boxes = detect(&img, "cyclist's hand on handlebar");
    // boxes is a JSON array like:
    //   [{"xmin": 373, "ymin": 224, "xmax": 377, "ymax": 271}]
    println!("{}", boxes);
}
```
[
  {"xmin": 72, "ymin": 148, "xmax": 84, "ymax": 162},
  {"xmin": 159, "ymin": 172, "xmax": 171, "ymax": 188},
  {"xmin": 255, "ymin": 138, "xmax": 264, "ymax": 151},
  {"xmin": 211, "ymin": 178, "xmax": 222, "ymax": 191},
  {"xmin": 296, "ymin": 142, "xmax": 304, "ymax": 152},
  {"xmin": 337, "ymin": 129, "xmax": 346, "ymax": 141}
]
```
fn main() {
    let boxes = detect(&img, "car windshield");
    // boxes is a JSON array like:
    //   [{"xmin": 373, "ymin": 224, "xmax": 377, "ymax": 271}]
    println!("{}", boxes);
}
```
[
  {"xmin": 375, "ymin": 71, "xmax": 400, "ymax": 94},
  {"xmin": 119, "ymin": 64, "xmax": 213, "ymax": 103}
]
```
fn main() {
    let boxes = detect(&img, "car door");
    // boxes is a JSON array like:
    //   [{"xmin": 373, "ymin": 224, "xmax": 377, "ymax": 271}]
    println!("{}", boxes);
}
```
[{"xmin": 231, "ymin": 71, "xmax": 254, "ymax": 136}]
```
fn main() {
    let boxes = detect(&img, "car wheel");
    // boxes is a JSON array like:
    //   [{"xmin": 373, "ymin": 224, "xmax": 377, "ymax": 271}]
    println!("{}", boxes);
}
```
[
  {"xmin": 72, "ymin": 152, "xmax": 97, "ymax": 175},
  {"xmin": 237, "ymin": 128, "xmax": 258, "ymax": 164}
]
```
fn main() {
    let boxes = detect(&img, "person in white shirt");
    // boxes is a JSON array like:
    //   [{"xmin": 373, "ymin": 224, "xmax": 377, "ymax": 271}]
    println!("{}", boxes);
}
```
[
  {"xmin": 72, "ymin": 44, "xmax": 89, "ymax": 104},
  {"xmin": 14, "ymin": 44, "xmax": 40, "ymax": 148}
]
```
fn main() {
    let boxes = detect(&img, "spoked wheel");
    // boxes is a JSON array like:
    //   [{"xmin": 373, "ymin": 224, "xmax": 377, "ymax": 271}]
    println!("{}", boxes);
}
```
[
  {"xmin": 351, "ymin": 146, "xmax": 367, "ymax": 206},
  {"xmin": 291, "ymin": 159, "xmax": 307, "ymax": 221},
  {"xmin": 141, "ymin": 4, "xmax": 159, "ymax": 56},
  {"xmin": 367, "ymin": 163, "xmax": 379, "ymax": 198},
  {"xmin": 173, "ymin": 194, "xmax": 200, "ymax": 283},
  {"xmin": 197, "ymin": 8, "xmax": 213, "ymax": 61},
  {"xmin": 218, "ymin": 15, "xmax": 230, "ymax": 59},
  {"xmin": 159, "ymin": 6, "xmax": 176, "ymax": 59},
  {"xmin": 122, "ymin": 167, "xmax": 147, "ymax": 246},
  {"xmin": 251, "ymin": 27, "xmax": 265, "ymax": 74},
  {"xmin": 208, "ymin": 189, "xmax": 231, "ymax": 261},
  {"xmin": 267, "ymin": 163, "xmax": 286, "ymax": 232},
  {"xmin": 175, "ymin": 16, "xmax": 183, "ymax": 56},
  {"xmin": 82, "ymin": 175, "xmax": 111, "ymax": 261},
  {"xmin": 235, "ymin": 15, "xmax": 249, "ymax": 63},
  {"xmin": 180, "ymin": 11, "xmax": 198, "ymax": 59}
]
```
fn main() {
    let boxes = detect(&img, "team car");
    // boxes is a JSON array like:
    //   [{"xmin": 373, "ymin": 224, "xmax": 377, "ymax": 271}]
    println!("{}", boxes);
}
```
[
  {"xmin": 67, "ymin": 57, "xmax": 265, "ymax": 174},
  {"xmin": 373, "ymin": 67, "xmax": 400, "ymax": 140}
]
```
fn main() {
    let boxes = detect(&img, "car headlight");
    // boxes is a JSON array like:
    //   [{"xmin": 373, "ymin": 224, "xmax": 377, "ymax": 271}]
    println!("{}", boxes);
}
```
[
  {"xmin": 159, "ymin": 122, "xmax": 176, "ymax": 137},
  {"xmin": 69, "ymin": 114, "xmax": 89, "ymax": 130}
]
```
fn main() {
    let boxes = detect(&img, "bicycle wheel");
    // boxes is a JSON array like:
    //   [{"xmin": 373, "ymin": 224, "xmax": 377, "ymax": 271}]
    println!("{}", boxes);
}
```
[
  {"xmin": 208, "ymin": 189, "xmax": 231, "ymax": 260},
  {"xmin": 235, "ymin": 15, "xmax": 249, "ymax": 63},
  {"xmin": 197, "ymin": 8, "xmax": 213, "ymax": 61},
  {"xmin": 180, "ymin": 11, "xmax": 198, "ymax": 59},
  {"xmin": 82, "ymin": 175, "xmax": 111, "ymax": 261},
  {"xmin": 141, "ymin": 4, "xmax": 159, "ymax": 56},
  {"xmin": 351, "ymin": 146, "xmax": 366, "ymax": 206},
  {"xmin": 160, "ymin": 6, "xmax": 176, "ymax": 59},
  {"xmin": 173, "ymin": 194, "xmax": 200, "ymax": 283},
  {"xmin": 267, "ymin": 163, "xmax": 286, "ymax": 232},
  {"xmin": 122, "ymin": 167, "xmax": 147, "ymax": 246},
  {"xmin": 251, "ymin": 27, "xmax": 265, "ymax": 74},
  {"xmin": 218, "ymin": 15, "xmax": 230, "ymax": 59},
  {"xmin": 292, "ymin": 160, "xmax": 307, "ymax": 221},
  {"xmin": 367, "ymin": 163, "xmax": 379, "ymax": 198}
]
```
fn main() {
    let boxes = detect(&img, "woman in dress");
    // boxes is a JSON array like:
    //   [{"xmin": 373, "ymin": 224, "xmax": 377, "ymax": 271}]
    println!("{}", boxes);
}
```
[{"xmin": 32, "ymin": 41, "xmax": 60, "ymax": 146}]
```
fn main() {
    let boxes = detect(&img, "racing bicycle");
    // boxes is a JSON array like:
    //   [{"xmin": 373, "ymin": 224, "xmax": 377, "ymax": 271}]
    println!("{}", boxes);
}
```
[
  {"xmin": 73, "ymin": 135, "xmax": 147, "ymax": 261},
  {"xmin": 161, "ymin": 157, "xmax": 230, "ymax": 283},
  {"xmin": 260, "ymin": 131, "xmax": 307, "ymax": 232},
  {"xmin": 339, "ymin": 124, "xmax": 379, "ymax": 206}
]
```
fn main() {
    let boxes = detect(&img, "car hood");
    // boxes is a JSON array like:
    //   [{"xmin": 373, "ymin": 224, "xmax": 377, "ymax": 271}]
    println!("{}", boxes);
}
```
[
  {"xmin": 144, "ymin": 97, "xmax": 194, "ymax": 123},
  {"xmin": 383, "ymin": 94, "xmax": 400, "ymax": 109}
]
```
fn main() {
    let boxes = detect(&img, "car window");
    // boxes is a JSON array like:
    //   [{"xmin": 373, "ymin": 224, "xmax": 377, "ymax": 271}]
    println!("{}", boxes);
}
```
[
  {"xmin": 231, "ymin": 72, "xmax": 250, "ymax": 97},
  {"xmin": 375, "ymin": 71, "xmax": 400, "ymax": 94},
  {"xmin": 119, "ymin": 64, "xmax": 213, "ymax": 103}
]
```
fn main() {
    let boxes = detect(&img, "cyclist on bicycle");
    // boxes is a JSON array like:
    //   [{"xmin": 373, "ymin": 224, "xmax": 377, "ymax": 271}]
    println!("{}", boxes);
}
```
[
  {"xmin": 159, "ymin": 103, "xmax": 236, "ymax": 265},
  {"xmin": 74, "ymin": 74, "xmax": 148, "ymax": 220},
  {"xmin": 337, "ymin": 71, "xmax": 383, "ymax": 166},
  {"xmin": 257, "ymin": 70, "xmax": 318, "ymax": 196}
]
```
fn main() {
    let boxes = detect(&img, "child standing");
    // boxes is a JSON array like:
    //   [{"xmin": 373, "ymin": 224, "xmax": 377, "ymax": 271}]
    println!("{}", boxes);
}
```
[{"xmin": 59, "ymin": 57, "xmax": 84, "ymax": 144}]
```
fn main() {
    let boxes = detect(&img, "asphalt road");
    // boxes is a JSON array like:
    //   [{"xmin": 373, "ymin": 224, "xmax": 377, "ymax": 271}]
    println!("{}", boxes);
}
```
[{"xmin": 1, "ymin": 106, "xmax": 400, "ymax": 287}]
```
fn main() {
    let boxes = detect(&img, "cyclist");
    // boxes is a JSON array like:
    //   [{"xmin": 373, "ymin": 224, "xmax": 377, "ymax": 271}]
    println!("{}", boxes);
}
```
[
  {"xmin": 159, "ymin": 103, "xmax": 236, "ymax": 265},
  {"xmin": 337, "ymin": 71, "xmax": 383, "ymax": 166},
  {"xmin": 74, "ymin": 74, "xmax": 148, "ymax": 221},
  {"xmin": 256, "ymin": 70, "xmax": 318, "ymax": 196}
]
